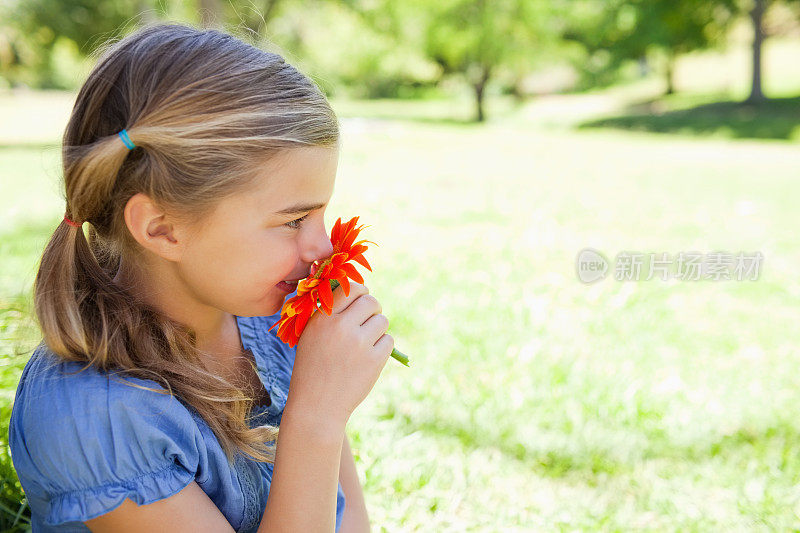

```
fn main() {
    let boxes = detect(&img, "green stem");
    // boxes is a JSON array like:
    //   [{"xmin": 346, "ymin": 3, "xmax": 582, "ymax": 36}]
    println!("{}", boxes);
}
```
[
  {"xmin": 390, "ymin": 347, "xmax": 410, "ymax": 367},
  {"xmin": 327, "ymin": 279, "xmax": 410, "ymax": 367}
]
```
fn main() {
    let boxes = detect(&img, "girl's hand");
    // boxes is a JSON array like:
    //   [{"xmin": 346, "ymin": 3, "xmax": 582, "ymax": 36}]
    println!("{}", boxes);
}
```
[{"xmin": 289, "ymin": 281, "xmax": 394, "ymax": 427}]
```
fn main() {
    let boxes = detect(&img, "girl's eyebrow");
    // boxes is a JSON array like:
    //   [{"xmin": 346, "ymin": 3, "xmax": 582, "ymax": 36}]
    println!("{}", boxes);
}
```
[{"xmin": 275, "ymin": 202, "xmax": 326, "ymax": 216}]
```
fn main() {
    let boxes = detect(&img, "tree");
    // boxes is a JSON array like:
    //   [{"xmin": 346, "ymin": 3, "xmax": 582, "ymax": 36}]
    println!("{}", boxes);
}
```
[
  {"xmin": 1, "ymin": 0, "xmax": 289, "ymax": 88},
  {"xmin": 747, "ymin": 0, "xmax": 766, "ymax": 103},
  {"xmin": 3, "ymin": 0, "xmax": 157, "ymax": 88},
  {"xmin": 10, "ymin": 0, "xmax": 157, "ymax": 55},
  {"xmin": 562, "ymin": 0, "xmax": 738, "ymax": 95},
  {"xmin": 743, "ymin": 0, "xmax": 800, "ymax": 103},
  {"xmin": 425, "ymin": 0, "xmax": 554, "ymax": 121}
]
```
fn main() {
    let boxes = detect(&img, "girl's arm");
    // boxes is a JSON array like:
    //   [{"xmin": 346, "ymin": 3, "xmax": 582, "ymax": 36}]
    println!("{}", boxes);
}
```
[
  {"xmin": 259, "ymin": 398, "xmax": 346, "ymax": 533},
  {"xmin": 338, "ymin": 434, "xmax": 371, "ymax": 533},
  {"xmin": 84, "ymin": 482, "xmax": 236, "ymax": 532}
]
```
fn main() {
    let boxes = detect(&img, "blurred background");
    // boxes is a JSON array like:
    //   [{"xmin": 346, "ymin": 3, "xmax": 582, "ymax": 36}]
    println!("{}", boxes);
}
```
[{"xmin": 1, "ymin": 0, "xmax": 799, "ymax": 531}]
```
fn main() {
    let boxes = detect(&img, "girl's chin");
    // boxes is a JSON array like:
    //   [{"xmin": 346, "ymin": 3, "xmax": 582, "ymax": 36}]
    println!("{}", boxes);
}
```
[{"xmin": 246, "ymin": 290, "xmax": 288, "ymax": 315}]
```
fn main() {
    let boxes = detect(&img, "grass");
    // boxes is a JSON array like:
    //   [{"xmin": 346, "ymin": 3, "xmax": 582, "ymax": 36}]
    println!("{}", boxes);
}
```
[
  {"xmin": 1, "ymin": 37, "xmax": 800, "ymax": 531},
  {"xmin": 334, "ymin": 122, "xmax": 800, "ymax": 531}
]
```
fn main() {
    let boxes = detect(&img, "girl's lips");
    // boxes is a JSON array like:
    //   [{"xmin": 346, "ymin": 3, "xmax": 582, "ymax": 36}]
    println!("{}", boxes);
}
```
[{"xmin": 276, "ymin": 280, "xmax": 299, "ymax": 293}]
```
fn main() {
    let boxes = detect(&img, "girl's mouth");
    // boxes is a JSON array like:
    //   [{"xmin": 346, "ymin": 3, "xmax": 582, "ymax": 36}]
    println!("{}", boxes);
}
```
[{"xmin": 276, "ymin": 280, "xmax": 299, "ymax": 293}]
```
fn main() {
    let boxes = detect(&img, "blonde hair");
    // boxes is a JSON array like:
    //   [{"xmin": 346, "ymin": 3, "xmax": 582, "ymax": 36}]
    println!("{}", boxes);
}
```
[{"xmin": 32, "ymin": 22, "xmax": 339, "ymax": 465}]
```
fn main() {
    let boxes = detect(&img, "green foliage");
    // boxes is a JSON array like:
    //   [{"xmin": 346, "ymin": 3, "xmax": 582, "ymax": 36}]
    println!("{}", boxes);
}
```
[
  {"xmin": 1, "ymin": 0, "xmax": 148, "ymax": 89},
  {"xmin": 0, "ymin": 294, "xmax": 38, "ymax": 532},
  {"xmin": 561, "ymin": 0, "xmax": 739, "ymax": 91},
  {"xmin": 0, "ymin": 402, "xmax": 31, "ymax": 533},
  {"xmin": 420, "ymin": 0, "xmax": 545, "ymax": 70},
  {"xmin": 260, "ymin": 0, "xmax": 442, "ymax": 99},
  {"xmin": 12, "ymin": 0, "xmax": 145, "ymax": 55},
  {"xmin": 419, "ymin": 0, "xmax": 549, "ymax": 119}
]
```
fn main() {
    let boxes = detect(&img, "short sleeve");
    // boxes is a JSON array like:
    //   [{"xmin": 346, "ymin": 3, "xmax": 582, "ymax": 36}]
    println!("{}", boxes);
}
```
[{"xmin": 8, "ymin": 350, "xmax": 203, "ymax": 526}]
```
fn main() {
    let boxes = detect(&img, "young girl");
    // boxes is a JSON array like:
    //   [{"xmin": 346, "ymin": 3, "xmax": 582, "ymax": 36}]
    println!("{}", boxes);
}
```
[{"xmin": 8, "ymin": 22, "xmax": 393, "ymax": 532}]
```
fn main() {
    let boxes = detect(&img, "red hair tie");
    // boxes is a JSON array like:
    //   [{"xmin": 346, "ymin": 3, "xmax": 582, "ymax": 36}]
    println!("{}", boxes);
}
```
[{"xmin": 64, "ymin": 214, "xmax": 82, "ymax": 228}]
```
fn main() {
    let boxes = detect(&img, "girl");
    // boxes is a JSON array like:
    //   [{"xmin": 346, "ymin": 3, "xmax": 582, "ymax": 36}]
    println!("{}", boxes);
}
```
[{"xmin": 8, "ymin": 22, "xmax": 393, "ymax": 532}]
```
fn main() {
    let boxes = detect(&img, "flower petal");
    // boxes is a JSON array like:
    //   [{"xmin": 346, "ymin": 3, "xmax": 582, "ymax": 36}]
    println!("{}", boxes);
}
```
[
  {"xmin": 319, "ymin": 298, "xmax": 332, "ymax": 315},
  {"xmin": 341, "ymin": 262, "xmax": 364, "ymax": 284},
  {"xmin": 331, "ymin": 217, "xmax": 342, "ymax": 246},
  {"xmin": 294, "ymin": 310, "xmax": 309, "ymax": 338},
  {"xmin": 277, "ymin": 317, "xmax": 293, "ymax": 340},
  {"xmin": 318, "ymin": 280, "xmax": 333, "ymax": 310},
  {"xmin": 268, "ymin": 318, "xmax": 282, "ymax": 333},
  {"xmin": 341, "ymin": 227, "xmax": 359, "ymax": 251},
  {"xmin": 351, "ymin": 253, "xmax": 372, "ymax": 272},
  {"xmin": 338, "ymin": 275, "xmax": 350, "ymax": 296}
]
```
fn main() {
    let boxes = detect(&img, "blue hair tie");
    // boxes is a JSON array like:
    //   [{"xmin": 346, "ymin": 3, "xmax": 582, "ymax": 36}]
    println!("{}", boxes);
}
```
[{"xmin": 117, "ymin": 129, "xmax": 136, "ymax": 150}]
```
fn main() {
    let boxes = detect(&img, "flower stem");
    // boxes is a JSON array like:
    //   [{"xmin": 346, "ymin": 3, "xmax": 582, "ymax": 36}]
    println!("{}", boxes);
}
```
[{"xmin": 329, "ymin": 279, "xmax": 410, "ymax": 367}]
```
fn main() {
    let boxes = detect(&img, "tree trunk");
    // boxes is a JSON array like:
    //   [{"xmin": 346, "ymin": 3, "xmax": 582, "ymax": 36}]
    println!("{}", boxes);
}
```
[
  {"xmin": 747, "ymin": 0, "xmax": 766, "ymax": 104},
  {"xmin": 637, "ymin": 56, "xmax": 649, "ymax": 78},
  {"xmin": 473, "ymin": 65, "xmax": 491, "ymax": 123},
  {"xmin": 510, "ymin": 77, "xmax": 526, "ymax": 105},
  {"xmin": 665, "ymin": 54, "xmax": 675, "ymax": 95}
]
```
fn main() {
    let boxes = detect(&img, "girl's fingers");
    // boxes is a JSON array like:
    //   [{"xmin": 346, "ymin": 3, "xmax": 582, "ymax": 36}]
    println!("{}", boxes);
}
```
[
  {"xmin": 331, "ymin": 281, "xmax": 369, "ymax": 315},
  {"xmin": 374, "ymin": 333, "xmax": 394, "ymax": 356},
  {"xmin": 361, "ymin": 313, "xmax": 389, "ymax": 345}
]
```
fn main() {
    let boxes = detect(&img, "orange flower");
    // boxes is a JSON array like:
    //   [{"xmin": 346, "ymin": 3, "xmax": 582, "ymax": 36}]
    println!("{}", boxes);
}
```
[
  {"xmin": 268, "ymin": 216, "xmax": 409, "ymax": 366},
  {"xmin": 268, "ymin": 216, "xmax": 374, "ymax": 346}
]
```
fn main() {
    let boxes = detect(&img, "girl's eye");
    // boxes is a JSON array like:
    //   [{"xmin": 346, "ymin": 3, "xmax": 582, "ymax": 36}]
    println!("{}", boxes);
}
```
[{"xmin": 285, "ymin": 214, "xmax": 309, "ymax": 230}]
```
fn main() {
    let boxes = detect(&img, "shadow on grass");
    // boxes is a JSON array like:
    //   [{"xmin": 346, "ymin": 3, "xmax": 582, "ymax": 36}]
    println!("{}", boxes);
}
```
[
  {"xmin": 379, "ymin": 406, "xmax": 631, "ymax": 479},
  {"xmin": 578, "ymin": 96, "xmax": 800, "ymax": 140},
  {"xmin": 383, "ymin": 396, "xmax": 800, "ymax": 482}
]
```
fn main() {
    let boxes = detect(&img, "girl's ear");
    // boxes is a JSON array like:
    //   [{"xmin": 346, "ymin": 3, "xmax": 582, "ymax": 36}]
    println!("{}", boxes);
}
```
[{"xmin": 123, "ymin": 192, "xmax": 185, "ymax": 262}]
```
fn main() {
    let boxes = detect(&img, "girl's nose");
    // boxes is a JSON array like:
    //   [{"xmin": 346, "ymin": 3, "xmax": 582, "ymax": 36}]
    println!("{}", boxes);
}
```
[
  {"xmin": 302, "ymin": 224, "xmax": 334, "ymax": 264},
  {"xmin": 317, "ymin": 230, "xmax": 334, "ymax": 260}
]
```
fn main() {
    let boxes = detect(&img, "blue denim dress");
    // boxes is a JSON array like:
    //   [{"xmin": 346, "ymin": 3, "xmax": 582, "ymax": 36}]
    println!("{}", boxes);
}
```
[{"xmin": 7, "ymin": 304, "xmax": 346, "ymax": 532}]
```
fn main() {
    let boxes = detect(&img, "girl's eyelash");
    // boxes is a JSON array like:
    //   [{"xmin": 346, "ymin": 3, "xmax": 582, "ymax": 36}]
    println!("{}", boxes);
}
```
[{"xmin": 285, "ymin": 214, "xmax": 309, "ymax": 230}]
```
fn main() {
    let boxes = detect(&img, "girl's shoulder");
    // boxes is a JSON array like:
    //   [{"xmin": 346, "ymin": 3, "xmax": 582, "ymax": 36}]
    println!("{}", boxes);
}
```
[
  {"xmin": 10, "ymin": 304, "xmax": 297, "ymax": 431},
  {"xmin": 8, "ymin": 341, "xmax": 203, "ymax": 526},
  {"xmin": 10, "ymin": 340, "xmax": 193, "ymax": 426}
]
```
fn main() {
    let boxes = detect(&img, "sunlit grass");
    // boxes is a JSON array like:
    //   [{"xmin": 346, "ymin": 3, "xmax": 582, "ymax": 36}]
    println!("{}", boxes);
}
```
[{"xmin": 331, "ymin": 117, "xmax": 800, "ymax": 529}]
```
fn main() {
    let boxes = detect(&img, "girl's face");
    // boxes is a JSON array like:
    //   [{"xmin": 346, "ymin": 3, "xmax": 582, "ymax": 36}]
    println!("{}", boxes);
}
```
[{"xmin": 176, "ymin": 145, "xmax": 338, "ymax": 317}]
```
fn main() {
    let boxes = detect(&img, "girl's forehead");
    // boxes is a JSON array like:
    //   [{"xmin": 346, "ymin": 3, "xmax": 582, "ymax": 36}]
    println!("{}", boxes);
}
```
[{"xmin": 239, "ymin": 146, "xmax": 338, "ymax": 212}]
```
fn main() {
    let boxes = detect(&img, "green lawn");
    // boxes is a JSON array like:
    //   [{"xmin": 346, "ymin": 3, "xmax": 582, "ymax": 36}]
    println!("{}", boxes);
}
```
[{"xmin": 2, "ymin": 57, "xmax": 800, "ymax": 530}]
